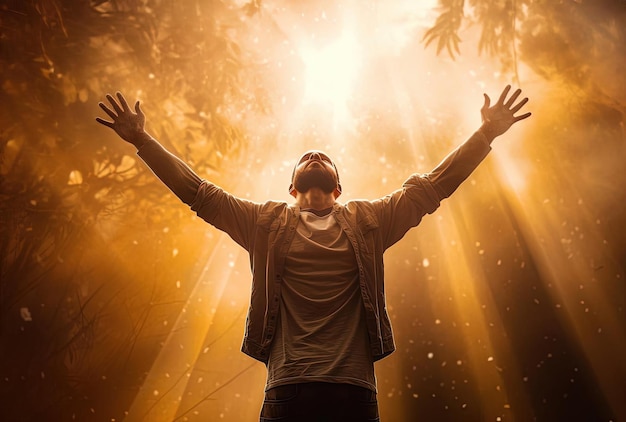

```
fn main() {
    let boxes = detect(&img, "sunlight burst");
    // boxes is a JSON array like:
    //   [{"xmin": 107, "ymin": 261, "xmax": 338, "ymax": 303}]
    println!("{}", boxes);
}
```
[{"xmin": 299, "ymin": 30, "xmax": 361, "ymax": 122}]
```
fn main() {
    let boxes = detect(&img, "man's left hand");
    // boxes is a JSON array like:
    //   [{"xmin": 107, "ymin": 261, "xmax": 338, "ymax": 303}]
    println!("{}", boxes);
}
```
[{"xmin": 479, "ymin": 85, "xmax": 531, "ymax": 142}]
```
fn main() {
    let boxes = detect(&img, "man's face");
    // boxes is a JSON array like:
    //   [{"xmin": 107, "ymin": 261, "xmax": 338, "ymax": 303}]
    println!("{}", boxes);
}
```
[{"xmin": 290, "ymin": 150, "xmax": 341, "ymax": 197}]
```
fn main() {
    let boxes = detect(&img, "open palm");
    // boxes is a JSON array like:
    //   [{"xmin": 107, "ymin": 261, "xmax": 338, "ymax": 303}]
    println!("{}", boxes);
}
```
[
  {"xmin": 96, "ymin": 92, "xmax": 146, "ymax": 146},
  {"xmin": 480, "ymin": 85, "xmax": 531, "ymax": 140}
]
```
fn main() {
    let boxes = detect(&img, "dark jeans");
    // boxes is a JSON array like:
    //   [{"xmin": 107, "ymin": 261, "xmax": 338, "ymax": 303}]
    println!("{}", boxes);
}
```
[{"xmin": 260, "ymin": 382, "xmax": 380, "ymax": 422}]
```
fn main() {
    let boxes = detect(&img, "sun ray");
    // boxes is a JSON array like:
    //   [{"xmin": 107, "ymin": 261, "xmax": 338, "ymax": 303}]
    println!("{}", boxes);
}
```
[
  {"xmin": 499, "ymin": 176, "xmax": 626, "ymax": 420},
  {"xmin": 125, "ymin": 233, "xmax": 246, "ymax": 420}
]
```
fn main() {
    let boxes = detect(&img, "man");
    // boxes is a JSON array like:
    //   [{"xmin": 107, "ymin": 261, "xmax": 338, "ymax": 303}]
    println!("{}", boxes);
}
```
[{"xmin": 96, "ymin": 85, "xmax": 530, "ymax": 421}]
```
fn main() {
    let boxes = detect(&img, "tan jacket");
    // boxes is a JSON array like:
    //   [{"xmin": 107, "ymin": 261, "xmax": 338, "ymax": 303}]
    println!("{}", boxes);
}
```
[
  {"xmin": 146, "ymin": 131, "xmax": 492, "ymax": 363},
  {"xmin": 165, "ymin": 133, "xmax": 490, "ymax": 363}
]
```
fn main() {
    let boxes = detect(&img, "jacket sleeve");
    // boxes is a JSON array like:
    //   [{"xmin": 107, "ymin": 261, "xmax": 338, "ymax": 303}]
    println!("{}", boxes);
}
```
[
  {"xmin": 426, "ymin": 130, "xmax": 491, "ymax": 198},
  {"xmin": 137, "ymin": 137, "xmax": 260, "ymax": 250},
  {"xmin": 189, "ymin": 181, "xmax": 262, "ymax": 250},
  {"xmin": 372, "ymin": 131, "xmax": 491, "ymax": 249},
  {"xmin": 137, "ymin": 137, "xmax": 202, "ymax": 205}
]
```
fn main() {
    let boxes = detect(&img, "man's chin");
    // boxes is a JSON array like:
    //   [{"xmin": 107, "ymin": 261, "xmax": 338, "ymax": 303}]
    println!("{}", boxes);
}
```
[
  {"xmin": 293, "ymin": 181, "xmax": 337, "ymax": 195},
  {"xmin": 293, "ymin": 169, "xmax": 337, "ymax": 194},
  {"xmin": 295, "ymin": 184, "xmax": 336, "ymax": 195}
]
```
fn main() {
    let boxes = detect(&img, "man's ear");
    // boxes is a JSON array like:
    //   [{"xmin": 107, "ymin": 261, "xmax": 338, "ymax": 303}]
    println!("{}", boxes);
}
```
[{"xmin": 333, "ymin": 183, "xmax": 342, "ymax": 199}]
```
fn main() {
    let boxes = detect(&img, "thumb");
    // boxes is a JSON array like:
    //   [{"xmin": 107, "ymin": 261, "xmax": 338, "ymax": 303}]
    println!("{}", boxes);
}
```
[{"xmin": 482, "ymin": 93, "xmax": 490, "ymax": 110}]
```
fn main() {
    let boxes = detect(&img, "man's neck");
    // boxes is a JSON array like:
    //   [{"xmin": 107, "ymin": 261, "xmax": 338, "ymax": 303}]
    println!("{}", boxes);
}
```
[{"xmin": 295, "ymin": 188, "xmax": 336, "ymax": 211}]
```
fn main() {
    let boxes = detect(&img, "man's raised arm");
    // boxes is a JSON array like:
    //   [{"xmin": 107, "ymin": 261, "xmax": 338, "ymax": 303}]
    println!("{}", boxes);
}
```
[{"xmin": 427, "ymin": 85, "xmax": 531, "ymax": 198}]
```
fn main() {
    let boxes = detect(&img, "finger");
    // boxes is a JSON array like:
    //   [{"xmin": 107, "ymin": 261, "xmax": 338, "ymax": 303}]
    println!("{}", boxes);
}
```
[
  {"xmin": 117, "ymin": 92, "xmax": 131, "ymax": 112},
  {"xmin": 134, "ymin": 100, "xmax": 144, "ymax": 117},
  {"xmin": 497, "ymin": 85, "xmax": 511, "ymax": 105},
  {"xmin": 106, "ymin": 94, "xmax": 123, "ymax": 114},
  {"xmin": 505, "ymin": 89, "xmax": 522, "ymax": 108},
  {"xmin": 513, "ymin": 112, "xmax": 532, "ymax": 122},
  {"xmin": 95, "ymin": 117, "xmax": 114, "ymax": 128},
  {"xmin": 98, "ymin": 102, "xmax": 117, "ymax": 119},
  {"xmin": 511, "ymin": 97, "xmax": 529, "ymax": 113}
]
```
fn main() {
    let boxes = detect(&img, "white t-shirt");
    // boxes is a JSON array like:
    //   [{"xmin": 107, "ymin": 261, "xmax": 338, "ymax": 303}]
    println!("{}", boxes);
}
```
[{"xmin": 266, "ymin": 210, "xmax": 376, "ymax": 392}]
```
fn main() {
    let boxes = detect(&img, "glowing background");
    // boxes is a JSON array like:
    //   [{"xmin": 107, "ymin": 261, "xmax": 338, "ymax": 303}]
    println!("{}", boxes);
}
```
[{"xmin": 0, "ymin": 1, "xmax": 624, "ymax": 421}]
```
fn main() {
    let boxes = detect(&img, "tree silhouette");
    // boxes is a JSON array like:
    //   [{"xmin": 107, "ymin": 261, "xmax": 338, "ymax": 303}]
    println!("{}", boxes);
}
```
[{"xmin": 1, "ymin": 0, "xmax": 264, "ymax": 419}]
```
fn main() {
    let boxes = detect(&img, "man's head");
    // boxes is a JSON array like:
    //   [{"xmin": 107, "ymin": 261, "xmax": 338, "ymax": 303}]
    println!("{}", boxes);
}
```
[{"xmin": 289, "ymin": 150, "xmax": 342, "ymax": 199}]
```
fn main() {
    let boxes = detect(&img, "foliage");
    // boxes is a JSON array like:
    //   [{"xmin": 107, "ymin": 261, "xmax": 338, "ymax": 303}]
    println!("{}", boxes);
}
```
[
  {"xmin": 0, "ymin": 0, "xmax": 264, "ymax": 419},
  {"xmin": 422, "ymin": 0, "xmax": 464, "ymax": 59},
  {"xmin": 519, "ymin": 0, "xmax": 626, "ymax": 114},
  {"xmin": 424, "ymin": 0, "xmax": 626, "ymax": 117},
  {"xmin": 423, "ymin": 0, "xmax": 524, "ymax": 79}
]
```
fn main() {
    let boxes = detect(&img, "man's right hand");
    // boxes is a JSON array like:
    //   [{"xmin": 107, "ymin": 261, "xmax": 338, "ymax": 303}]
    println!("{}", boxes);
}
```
[
  {"xmin": 478, "ymin": 85, "xmax": 531, "ymax": 143},
  {"xmin": 96, "ymin": 92, "xmax": 149, "ymax": 148}
]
